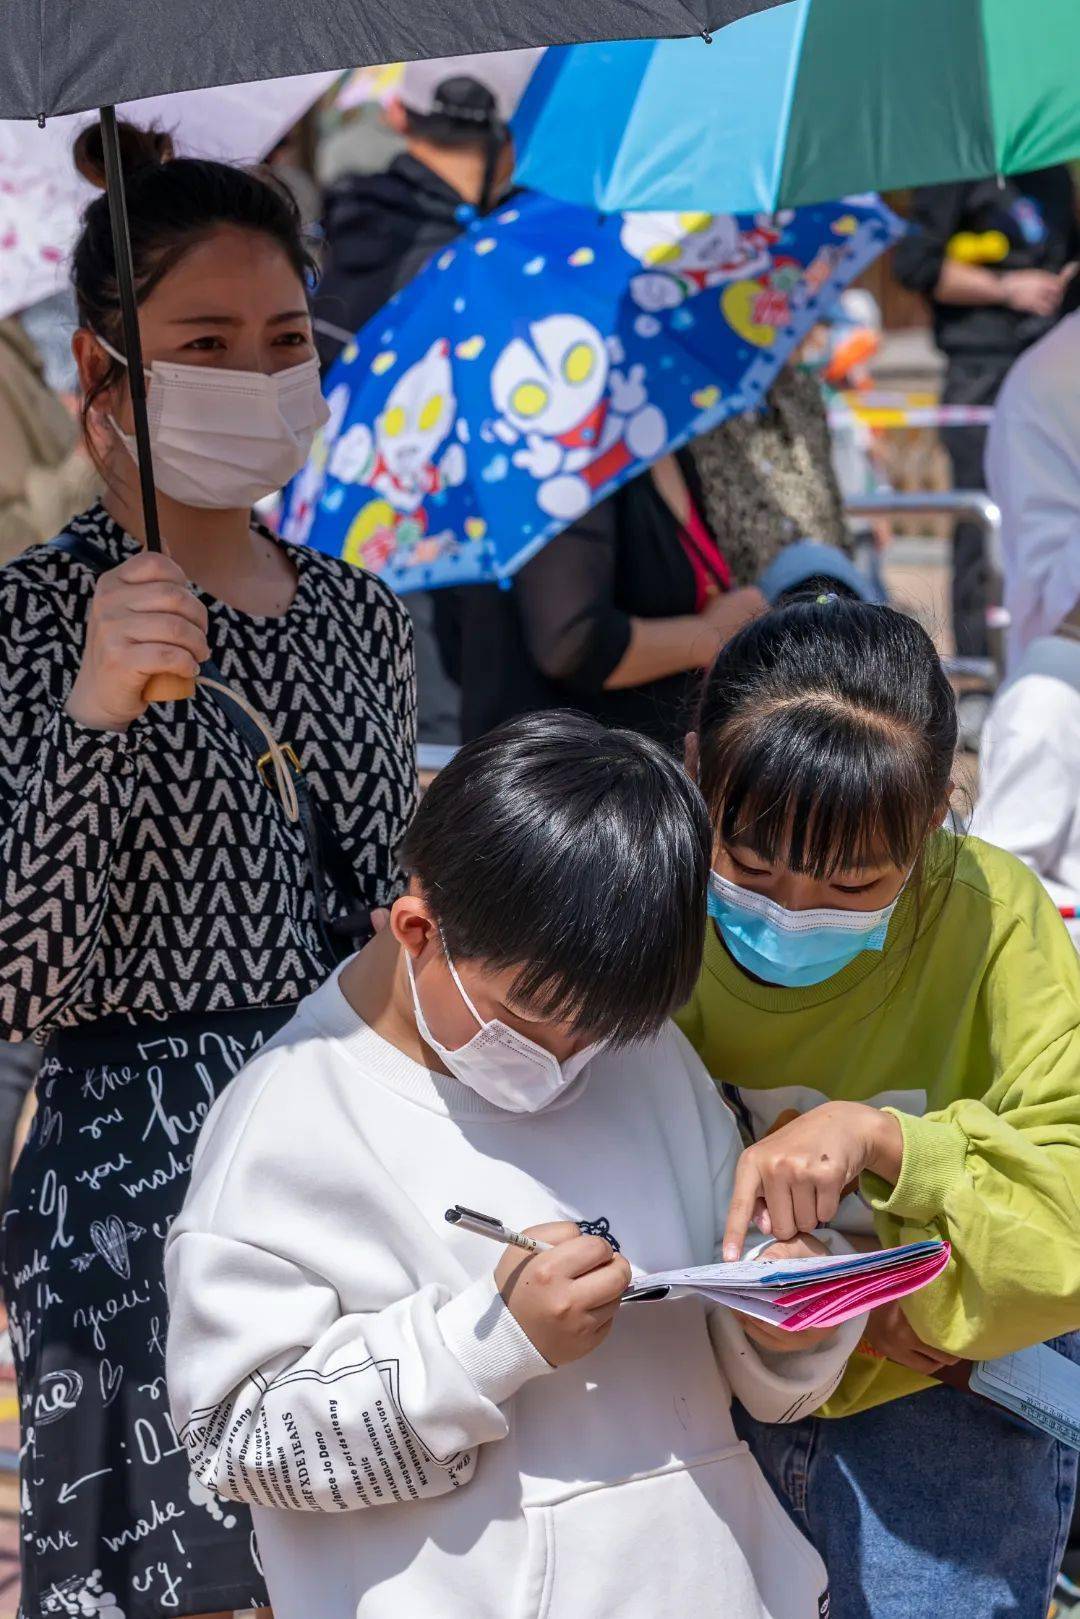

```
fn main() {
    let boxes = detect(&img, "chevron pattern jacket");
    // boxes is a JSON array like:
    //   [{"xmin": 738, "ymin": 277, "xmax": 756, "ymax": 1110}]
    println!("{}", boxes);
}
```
[{"xmin": 0, "ymin": 505, "xmax": 417, "ymax": 1039}]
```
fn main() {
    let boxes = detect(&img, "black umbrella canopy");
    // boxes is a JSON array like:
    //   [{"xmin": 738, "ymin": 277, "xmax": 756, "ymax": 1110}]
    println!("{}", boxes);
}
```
[{"xmin": 3, "ymin": 0, "xmax": 789, "ymax": 120}]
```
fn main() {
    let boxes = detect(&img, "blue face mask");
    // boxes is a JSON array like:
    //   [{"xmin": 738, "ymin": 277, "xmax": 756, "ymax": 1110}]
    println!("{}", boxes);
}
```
[{"xmin": 707, "ymin": 870, "xmax": 903, "ymax": 988}]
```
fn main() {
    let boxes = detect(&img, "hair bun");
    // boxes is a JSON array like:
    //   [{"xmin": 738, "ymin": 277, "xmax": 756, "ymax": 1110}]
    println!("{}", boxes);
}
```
[{"xmin": 73, "ymin": 120, "xmax": 175, "ymax": 190}]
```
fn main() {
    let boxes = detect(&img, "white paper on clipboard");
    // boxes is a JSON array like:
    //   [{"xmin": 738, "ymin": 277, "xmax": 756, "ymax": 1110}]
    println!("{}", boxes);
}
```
[{"xmin": 971, "ymin": 1345, "xmax": 1080, "ymax": 1449}]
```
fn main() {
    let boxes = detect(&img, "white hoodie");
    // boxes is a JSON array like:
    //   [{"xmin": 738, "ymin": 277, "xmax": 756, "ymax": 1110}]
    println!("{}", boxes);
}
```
[
  {"xmin": 165, "ymin": 969, "xmax": 862, "ymax": 1619},
  {"xmin": 972, "ymin": 636, "xmax": 1080, "ymax": 945}
]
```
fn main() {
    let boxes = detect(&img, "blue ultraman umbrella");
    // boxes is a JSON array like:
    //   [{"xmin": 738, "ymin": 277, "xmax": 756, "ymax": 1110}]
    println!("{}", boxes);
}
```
[{"xmin": 284, "ymin": 189, "xmax": 901, "ymax": 594}]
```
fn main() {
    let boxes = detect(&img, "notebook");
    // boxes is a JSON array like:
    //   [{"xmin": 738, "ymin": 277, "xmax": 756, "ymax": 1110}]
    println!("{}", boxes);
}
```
[{"xmin": 622, "ymin": 1238, "xmax": 950, "ymax": 1331}]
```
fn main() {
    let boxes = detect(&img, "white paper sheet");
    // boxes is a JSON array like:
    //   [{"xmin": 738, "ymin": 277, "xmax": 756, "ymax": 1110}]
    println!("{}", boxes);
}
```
[
  {"xmin": 971, "ymin": 1345, "xmax": 1080, "ymax": 1449},
  {"xmin": 625, "ymin": 1239, "xmax": 942, "ymax": 1297}
]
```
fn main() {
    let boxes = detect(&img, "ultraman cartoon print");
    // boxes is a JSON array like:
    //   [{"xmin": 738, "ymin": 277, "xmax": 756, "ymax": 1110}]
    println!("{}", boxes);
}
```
[
  {"xmin": 327, "ymin": 338, "xmax": 466, "ymax": 570},
  {"xmin": 490, "ymin": 314, "xmax": 667, "ymax": 521},
  {"xmin": 620, "ymin": 210, "xmax": 789, "ymax": 311},
  {"xmin": 282, "ymin": 380, "xmax": 351, "ymax": 546},
  {"xmin": 288, "ymin": 192, "xmax": 903, "ymax": 591}
]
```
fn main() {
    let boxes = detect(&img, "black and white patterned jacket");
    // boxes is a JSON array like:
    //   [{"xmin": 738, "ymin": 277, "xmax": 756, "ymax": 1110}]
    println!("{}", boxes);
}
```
[{"xmin": 0, "ymin": 505, "xmax": 417, "ymax": 1038}]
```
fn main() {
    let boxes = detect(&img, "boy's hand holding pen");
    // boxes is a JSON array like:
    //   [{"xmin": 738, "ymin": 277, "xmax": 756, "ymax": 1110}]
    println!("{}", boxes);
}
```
[
  {"xmin": 445, "ymin": 1205, "xmax": 837, "ymax": 1359},
  {"xmin": 446, "ymin": 1205, "xmax": 631, "ymax": 1368}
]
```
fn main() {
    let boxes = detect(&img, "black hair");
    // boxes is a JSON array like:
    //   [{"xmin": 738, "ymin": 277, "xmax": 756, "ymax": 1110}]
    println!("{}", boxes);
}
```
[
  {"xmin": 400, "ymin": 710, "xmax": 711, "ymax": 1046},
  {"xmin": 695, "ymin": 598, "xmax": 957, "ymax": 880},
  {"xmin": 774, "ymin": 577, "xmax": 863, "ymax": 608},
  {"xmin": 71, "ymin": 120, "xmax": 316, "ymax": 443},
  {"xmin": 403, "ymin": 76, "xmax": 504, "ymax": 150}
]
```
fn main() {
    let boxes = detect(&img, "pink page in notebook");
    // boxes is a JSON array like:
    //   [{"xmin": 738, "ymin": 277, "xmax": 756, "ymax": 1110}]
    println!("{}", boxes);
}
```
[
  {"xmin": 779, "ymin": 1250, "xmax": 939, "ymax": 1309},
  {"xmin": 778, "ymin": 1244, "xmax": 951, "ymax": 1331}
]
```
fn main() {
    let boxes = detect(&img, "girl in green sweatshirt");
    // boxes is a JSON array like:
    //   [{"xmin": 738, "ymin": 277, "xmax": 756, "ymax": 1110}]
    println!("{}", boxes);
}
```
[{"xmin": 677, "ymin": 595, "xmax": 1080, "ymax": 1619}]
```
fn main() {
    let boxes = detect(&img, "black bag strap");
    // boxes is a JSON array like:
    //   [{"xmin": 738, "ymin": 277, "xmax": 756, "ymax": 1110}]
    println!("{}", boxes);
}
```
[
  {"xmin": 50, "ymin": 530, "xmax": 370, "ymax": 960},
  {"xmin": 197, "ymin": 665, "xmax": 371, "ymax": 959}
]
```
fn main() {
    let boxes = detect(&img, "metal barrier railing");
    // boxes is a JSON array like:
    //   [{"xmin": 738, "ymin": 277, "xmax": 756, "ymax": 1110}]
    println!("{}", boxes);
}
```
[
  {"xmin": 829, "ymin": 396, "xmax": 995, "ymax": 431},
  {"xmin": 844, "ymin": 489, "xmax": 1004, "ymax": 685},
  {"xmin": 844, "ymin": 488, "xmax": 1002, "ymax": 566}
]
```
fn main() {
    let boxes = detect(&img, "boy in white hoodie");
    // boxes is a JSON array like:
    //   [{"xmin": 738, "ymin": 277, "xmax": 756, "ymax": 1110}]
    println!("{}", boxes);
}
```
[{"xmin": 166, "ymin": 712, "xmax": 863, "ymax": 1619}]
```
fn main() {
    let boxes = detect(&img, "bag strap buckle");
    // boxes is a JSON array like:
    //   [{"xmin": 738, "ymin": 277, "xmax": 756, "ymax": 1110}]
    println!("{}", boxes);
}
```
[{"xmin": 257, "ymin": 741, "xmax": 301, "ymax": 787}]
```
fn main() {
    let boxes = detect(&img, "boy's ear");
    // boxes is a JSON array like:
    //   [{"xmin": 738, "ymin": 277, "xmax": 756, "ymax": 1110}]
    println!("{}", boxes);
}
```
[
  {"xmin": 683, "ymin": 731, "xmax": 700, "ymax": 782},
  {"xmin": 389, "ymin": 892, "xmax": 439, "ymax": 958}
]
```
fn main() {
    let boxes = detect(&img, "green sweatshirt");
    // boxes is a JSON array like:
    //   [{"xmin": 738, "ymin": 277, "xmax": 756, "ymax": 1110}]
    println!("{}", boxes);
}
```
[{"xmin": 675, "ymin": 832, "xmax": 1080, "ymax": 1417}]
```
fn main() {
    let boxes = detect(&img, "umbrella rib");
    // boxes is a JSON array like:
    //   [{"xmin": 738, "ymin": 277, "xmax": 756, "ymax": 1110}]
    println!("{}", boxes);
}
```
[{"xmin": 770, "ymin": 0, "xmax": 811, "ymax": 210}]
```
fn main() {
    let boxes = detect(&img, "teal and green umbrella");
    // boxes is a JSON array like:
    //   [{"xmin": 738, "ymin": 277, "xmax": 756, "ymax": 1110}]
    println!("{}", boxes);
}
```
[{"xmin": 514, "ymin": 0, "xmax": 1080, "ymax": 213}]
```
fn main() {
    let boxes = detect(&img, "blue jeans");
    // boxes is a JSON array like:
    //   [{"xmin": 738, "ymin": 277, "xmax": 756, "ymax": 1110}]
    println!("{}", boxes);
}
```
[{"xmin": 734, "ymin": 1334, "xmax": 1080, "ymax": 1619}]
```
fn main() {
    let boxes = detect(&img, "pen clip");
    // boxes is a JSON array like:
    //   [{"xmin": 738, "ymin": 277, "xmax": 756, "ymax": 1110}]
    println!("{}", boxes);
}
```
[{"xmin": 447, "ymin": 1204, "xmax": 505, "ymax": 1232}]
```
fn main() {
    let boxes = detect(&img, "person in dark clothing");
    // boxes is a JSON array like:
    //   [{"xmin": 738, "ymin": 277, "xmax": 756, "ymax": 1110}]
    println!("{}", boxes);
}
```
[
  {"xmin": 454, "ymin": 452, "xmax": 766, "ymax": 751},
  {"xmin": 313, "ymin": 51, "xmax": 539, "ymax": 757},
  {"xmin": 894, "ymin": 170, "xmax": 1080, "ymax": 658},
  {"xmin": 313, "ymin": 53, "xmax": 540, "ymax": 372},
  {"xmin": 314, "ymin": 154, "xmax": 477, "ymax": 374}
]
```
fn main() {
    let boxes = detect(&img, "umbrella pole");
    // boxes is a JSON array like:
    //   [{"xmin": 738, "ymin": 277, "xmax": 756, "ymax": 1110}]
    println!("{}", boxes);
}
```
[
  {"xmin": 99, "ymin": 105, "xmax": 194, "ymax": 702},
  {"xmin": 100, "ymin": 106, "xmax": 161, "ymax": 554}
]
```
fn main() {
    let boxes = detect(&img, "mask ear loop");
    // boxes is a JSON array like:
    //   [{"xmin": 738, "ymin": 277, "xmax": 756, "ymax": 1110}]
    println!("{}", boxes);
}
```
[{"xmin": 437, "ymin": 925, "xmax": 486, "ymax": 1032}]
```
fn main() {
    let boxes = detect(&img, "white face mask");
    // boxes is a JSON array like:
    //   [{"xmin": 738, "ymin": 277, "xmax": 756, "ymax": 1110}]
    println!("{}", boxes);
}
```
[
  {"xmin": 406, "ymin": 936, "xmax": 603, "ymax": 1113},
  {"xmin": 97, "ymin": 335, "xmax": 329, "ymax": 510}
]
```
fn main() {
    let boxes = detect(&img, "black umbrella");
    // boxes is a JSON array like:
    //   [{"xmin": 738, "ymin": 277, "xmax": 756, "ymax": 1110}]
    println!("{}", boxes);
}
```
[
  {"xmin": 2, "ymin": 2, "xmax": 787, "ymax": 690},
  {"xmin": 4, "ymin": 0, "xmax": 788, "ymax": 118}
]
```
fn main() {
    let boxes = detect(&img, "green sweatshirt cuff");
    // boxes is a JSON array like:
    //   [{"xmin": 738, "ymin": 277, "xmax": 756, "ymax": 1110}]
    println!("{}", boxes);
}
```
[{"xmin": 862, "ymin": 1109, "xmax": 968, "ymax": 1225}]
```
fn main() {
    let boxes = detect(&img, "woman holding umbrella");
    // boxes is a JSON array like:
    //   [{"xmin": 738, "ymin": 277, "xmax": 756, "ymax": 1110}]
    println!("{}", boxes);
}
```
[{"xmin": 0, "ymin": 123, "xmax": 417, "ymax": 1617}]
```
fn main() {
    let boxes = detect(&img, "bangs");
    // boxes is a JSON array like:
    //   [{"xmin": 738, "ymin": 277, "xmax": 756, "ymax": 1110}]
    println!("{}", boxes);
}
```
[
  {"xmin": 708, "ymin": 698, "xmax": 933, "ymax": 879},
  {"xmin": 459, "ymin": 799, "xmax": 707, "ymax": 1047},
  {"xmin": 500, "ymin": 888, "xmax": 704, "ymax": 1049}
]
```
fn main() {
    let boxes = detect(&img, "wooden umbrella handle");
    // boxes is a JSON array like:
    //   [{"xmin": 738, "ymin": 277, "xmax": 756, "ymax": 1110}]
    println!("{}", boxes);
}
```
[{"xmin": 143, "ymin": 672, "xmax": 197, "ymax": 703}]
